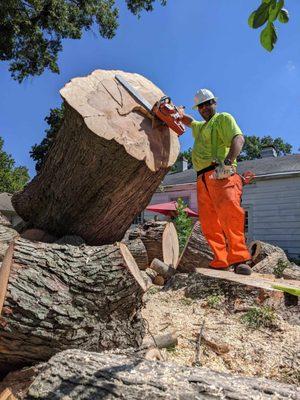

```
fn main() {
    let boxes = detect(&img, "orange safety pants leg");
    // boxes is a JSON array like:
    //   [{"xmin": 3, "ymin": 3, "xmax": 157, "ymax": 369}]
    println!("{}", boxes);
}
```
[{"xmin": 197, "ymin": 171, "xmax": 251, "ymax": 268}]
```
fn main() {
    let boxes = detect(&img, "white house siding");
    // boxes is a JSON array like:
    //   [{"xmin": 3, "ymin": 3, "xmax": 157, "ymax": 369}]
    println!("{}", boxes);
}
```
[{"xmin": 242, "ymin": 176, "xmax": 300, "ymax": 259}]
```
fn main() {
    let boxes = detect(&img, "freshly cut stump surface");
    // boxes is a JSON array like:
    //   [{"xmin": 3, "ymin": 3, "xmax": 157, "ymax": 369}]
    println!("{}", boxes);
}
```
[{"xmin": 12, "ymin": 70, "xmax": 180, "ymax": 245}]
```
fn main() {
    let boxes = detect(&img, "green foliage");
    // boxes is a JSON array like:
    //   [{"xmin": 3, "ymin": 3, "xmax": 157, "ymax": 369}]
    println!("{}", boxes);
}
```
[
  {"xmin": 0, "ymin": 137, "xmax": 30, "ymax": 193},
  {"xmin": 238, "ymin": 135, "xmax": 292, "ymax": 161},
  {"xmin": 248, "ymin": 0, "xmax": 289, "ymax": 52},
  {"xmin": 206, "ymin": 294, "xmax": 222, "ymax": 309},
  {"xmin": 0, "ymin": 1, "xmax": 167, "ymax": 82},
  {"xmin": 30, "ymin": 105, "xmax": 65, "ymax": 172},
  {"xmin": 273, "ymin": 258, "xmax": 289, "ymax": 278},
  {"xmin": 174, "ymin": 198, "xmax": 193, "ymax": 252},
  {"xmin": 241, "ymin": 306, "xmax": 276, "ymax": 329}
]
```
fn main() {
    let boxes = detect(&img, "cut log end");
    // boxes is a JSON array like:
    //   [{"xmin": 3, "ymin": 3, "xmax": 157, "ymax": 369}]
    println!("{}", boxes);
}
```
[{"xmin": 119, "ymin": 242, "xmax": 147, "ymax": 292}]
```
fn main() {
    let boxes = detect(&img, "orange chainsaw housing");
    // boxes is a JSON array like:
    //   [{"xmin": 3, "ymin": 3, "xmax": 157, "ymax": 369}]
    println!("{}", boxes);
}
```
[{"xmin": 152, "ymin": 97, "xmax": 185, "ymax": 136}]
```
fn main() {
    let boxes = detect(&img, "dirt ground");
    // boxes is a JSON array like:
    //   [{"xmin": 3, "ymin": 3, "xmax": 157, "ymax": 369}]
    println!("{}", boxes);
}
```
[{"xmin": 142, "ymin": 282, "xmax": 300, "ymax": 386}]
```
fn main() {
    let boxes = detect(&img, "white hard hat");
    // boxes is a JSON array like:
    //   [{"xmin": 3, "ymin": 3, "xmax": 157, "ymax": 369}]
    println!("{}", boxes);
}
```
[{"xmin": 192, "ymin": 89, "xmax": 216, "ymax": 109}]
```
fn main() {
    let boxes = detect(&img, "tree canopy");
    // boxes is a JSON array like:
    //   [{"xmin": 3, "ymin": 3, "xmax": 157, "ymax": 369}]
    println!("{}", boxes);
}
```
[
  {"xmin": 0, "ymin": 1, "xmax": 289, "ymax": 82},
  {"xmin": 30, "ymin": 105, "xmax": 65, "ymax": 171},
  {"xmin": 0, "ymin": 0, "xmax": 166, "ymax": 82},
  {"xmin": 0, "ymin": 137, "xmax": 30, "ymax": 193}
]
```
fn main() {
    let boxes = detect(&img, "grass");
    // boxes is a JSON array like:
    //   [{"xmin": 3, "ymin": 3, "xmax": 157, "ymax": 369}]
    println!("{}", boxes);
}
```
[
  {"xmin": 241, "ymin": 306, "xmax": 277, "ymax": 329},
  {"xmin": 206, "ymin": 294, "xmax": 223, "ymax": 309}
]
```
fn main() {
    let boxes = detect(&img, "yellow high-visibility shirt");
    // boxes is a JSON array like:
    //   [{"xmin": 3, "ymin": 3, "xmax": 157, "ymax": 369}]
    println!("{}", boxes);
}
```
[{"xmin": 191, "ymin": 112, "xmax": 243, "ymax": 172}]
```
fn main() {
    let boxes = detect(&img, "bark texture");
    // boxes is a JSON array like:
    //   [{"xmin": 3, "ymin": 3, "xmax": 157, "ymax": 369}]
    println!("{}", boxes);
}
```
[
  {"xmin": 128, "ymin": 221, "xmax": 168, "ymax": 264},
  {"xmin": 121, "ymin": 238, "xmax": 148, "ymax": 270},
  {"xmin": 249, "ymin": 240, "xmax": 291, "ymax": 275},
  {"xmin": 23, "ymin": 349, "xmax": 299, "ymax": 399},
  {"xmin": 177, "ymin": 222, "xmax": 213, "ymax": 273},
  {"xmin": 0, "ymin": 225, "xmax": 18, "ymax": 262},
  {"xmin": 12, "ymin": 70, "xmax": 180, "ymax": 245},
  {"xmin": 0, "ymin": 238, "xmax": 146, "ymax": 376}
]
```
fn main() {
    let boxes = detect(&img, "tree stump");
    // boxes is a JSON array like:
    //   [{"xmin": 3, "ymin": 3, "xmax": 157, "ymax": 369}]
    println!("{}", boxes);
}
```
[
  {"xmin": 15, "ymin": 349, "xmax": 300, "ymax": 399},
  {"xmin": 177, "ymin": 222, "xmax": 213, "ymax": 272},
  {"xmin": 0, "ymin": 238, "xmax": 147, "ymax": 377},
  {"xmin": 12, "ymin": 70, "xmax": 180, "ymax": 245}
]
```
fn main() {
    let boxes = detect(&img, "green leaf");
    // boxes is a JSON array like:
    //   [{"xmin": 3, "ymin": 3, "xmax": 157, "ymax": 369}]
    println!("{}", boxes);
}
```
[
  {"xmin": 260, "ymin": 22, "xmax": 277, "ymax": 51},
  {"xmin": 251, "ymin": 2, "xmax": 270, "ymax": 29},
  {"xmin": 268, "ymin": 0, "xmax": 284, "ymax": 22},
  {"xmin": 272, "ymin": 285, "xmax": 300, "ymax": 297},
  {"xmin": 278, "ymin": 8, "xmax": 289, "ymax": 23}
]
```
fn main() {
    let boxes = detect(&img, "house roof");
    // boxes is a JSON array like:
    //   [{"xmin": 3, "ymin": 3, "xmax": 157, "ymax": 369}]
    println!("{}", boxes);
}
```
[
  {"xmin": 163, "ymin": 154, "xmax": 300, "ymax": 186},
  {"xmin": 0, "ymin": 192, "xmax": 15, "ymax": 212}
]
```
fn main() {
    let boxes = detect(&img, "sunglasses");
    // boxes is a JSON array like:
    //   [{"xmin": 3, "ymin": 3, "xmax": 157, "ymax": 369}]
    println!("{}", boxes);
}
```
[{"xmin": 197, "ymin": 99, "xmax": 215, "ymax": 109}]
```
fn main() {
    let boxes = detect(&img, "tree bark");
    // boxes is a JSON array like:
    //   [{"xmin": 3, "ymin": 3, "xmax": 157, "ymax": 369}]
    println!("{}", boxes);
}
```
[
  {"xmin": 128, "ymin": 221, "xmax": 168, "ymax": 264},
  {"xmin": 12, "ymin": 70, "xmax": 179, "ymax": 245},
  {"xmin": 121, "ymin": 238, "xmax": 148, "ymax": 270},
  {"xmin": 0, "ymin": 226, "xmax": 18, "ymax": 262},
  {"xmin": 0, "ymin": 238, "xmax": 147, "ymax": 377},
  {"xmin": 249, "ymin": 240, "xmax": 291, "ymax": 275},
  {"xmin": 20, "ymin": 349, "xmax": 300, "ymax": 399},
  {"xmin": 177, "ymin": 222, "xmax": 213, "ymax": 273}
]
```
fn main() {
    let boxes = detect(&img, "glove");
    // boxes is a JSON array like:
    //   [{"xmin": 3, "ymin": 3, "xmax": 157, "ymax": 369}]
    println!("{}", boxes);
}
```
[{"xmin": 213, "ymin": 162, "xmax": 235, "ymax": 180}]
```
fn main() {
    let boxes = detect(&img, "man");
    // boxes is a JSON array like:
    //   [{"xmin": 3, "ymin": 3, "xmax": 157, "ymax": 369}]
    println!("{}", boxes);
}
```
[{"xmin": 178, "ymin": 89, "xmax": 252, "ymax": 275}]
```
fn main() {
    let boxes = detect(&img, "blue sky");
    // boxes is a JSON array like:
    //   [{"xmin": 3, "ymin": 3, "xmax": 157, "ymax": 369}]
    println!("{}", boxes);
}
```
[{"xmin": 1, "ymin": 0, "xmax": 299, "ymax": 177}]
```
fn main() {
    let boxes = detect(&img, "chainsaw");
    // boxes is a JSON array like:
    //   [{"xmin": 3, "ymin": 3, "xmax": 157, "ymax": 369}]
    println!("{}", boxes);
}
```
[{"xmin": 115, "ymin": 74, "xmax": 185, "ymax": 136}]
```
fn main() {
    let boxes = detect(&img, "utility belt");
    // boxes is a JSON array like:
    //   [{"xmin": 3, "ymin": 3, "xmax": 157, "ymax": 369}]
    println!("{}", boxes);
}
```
[{"xmin": 196, "ymin": 163, "xmax": 218, "ymax": 177}]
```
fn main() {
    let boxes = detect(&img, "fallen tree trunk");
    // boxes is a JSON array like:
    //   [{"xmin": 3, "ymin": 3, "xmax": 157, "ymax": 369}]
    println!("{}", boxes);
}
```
[
  {"xmin": 0, "ymin": 238, "xmax": 147, "ymax": 377},
  {"xmin": 12, "ymin": 70, "xmax": 179, "ymax": 245},
  {"xmin": 18, "ymin": 349, "xmax": 300, "ymax": 399},
  {"xmin": 0, "ymin": 225, "xmax": 18, "ymax": 262},
  {"xmin": 177, "ymin": 222, "xmax": 213, "ymax": 272}
]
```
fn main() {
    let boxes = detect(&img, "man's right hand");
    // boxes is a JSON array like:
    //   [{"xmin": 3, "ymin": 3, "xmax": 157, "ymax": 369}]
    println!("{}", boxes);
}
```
[{"xmin": 176, "ymin": 106, "xmax": 194, "ymax": 127}]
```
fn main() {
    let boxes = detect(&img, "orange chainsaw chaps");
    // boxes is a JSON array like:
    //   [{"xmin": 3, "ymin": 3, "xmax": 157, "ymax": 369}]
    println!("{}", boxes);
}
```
[{"xmin": 197, "ymin": 171, "xmax": 251, "ymax": 268}]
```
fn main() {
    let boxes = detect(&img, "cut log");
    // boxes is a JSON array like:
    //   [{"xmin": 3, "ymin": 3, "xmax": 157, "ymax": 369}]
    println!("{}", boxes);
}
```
[
  {"xmin": 249, "ymin": 240, "xmax": 288, "ymax": 265},
  {"xmin": 12, "ymin": 70, "xmax": 180, "ymax": 245},
  {"xmin": 128, "ymin": 220, "xmax": 168, "ymax": 263},
  {"xmin": 153, "ymin": 275, "xmax": 165, "ymax": 286},
  {"xmin": 140, "ymin": 268, "xmax": 158, "ymax": 289},
  {"xmin": 249, "ymin": 240, "xmax": 291, "ymax": 275},
  {"xmin": 177, "ymin": 222, "xmax": 213, "ymax": 272},
  {"xmin": 150, "ymin": 258, "xmax": 176, "ymax": 279},
  {"xmin": 162, "ymin": 222, "xmax": 179, "ymax": 267},
  {"xmin": 121, "ymin": 237, "xmax": 148, "ymax": 270},
  {"xmin": 20, "ymin": 349, "xmax": 300, "ymax": 399},
  {"xmin": 0, "ymin": 238, "xmax": 147, "ymax": 377}
]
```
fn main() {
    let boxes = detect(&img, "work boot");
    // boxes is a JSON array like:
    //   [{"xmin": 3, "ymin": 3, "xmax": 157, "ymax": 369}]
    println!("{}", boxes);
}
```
[{"xmin": 233, "ymin": 262, "xmax": 252, "ymax": 276}]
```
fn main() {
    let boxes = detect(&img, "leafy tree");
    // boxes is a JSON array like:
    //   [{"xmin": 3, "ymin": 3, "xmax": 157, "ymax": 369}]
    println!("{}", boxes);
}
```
[
  {"xmin": 30, "ymin": 104, "xmax": 65, "ymax": 172},
  {"xmin": 0, "ymin": 0, "xmax": 167, "ymax": 82},
  {"xmin": 238, "ymin": 135, "xmax": 292, "ymax": 161},
  {"xmin": 248, "ymin": 0, "xmax": 289, "ymax": 51},
  {"xmin": 174, "ymin": 197, "xmax": 193, "ymax": 252},
  {"xmin": 0, "ymin": 137, "xmax": 30, "ymax": 193}
]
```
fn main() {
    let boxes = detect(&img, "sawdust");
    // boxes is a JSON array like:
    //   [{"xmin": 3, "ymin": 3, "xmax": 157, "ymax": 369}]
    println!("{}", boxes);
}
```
[{"xmin": 142, "ymin": 287, "xmax": 300, "ymax": 385}]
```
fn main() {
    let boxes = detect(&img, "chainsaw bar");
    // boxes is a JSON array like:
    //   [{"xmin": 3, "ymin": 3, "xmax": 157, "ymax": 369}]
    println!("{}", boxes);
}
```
[{"xmin": 115, "ymin": 74, "xmax": 152, "ymax": 113}]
